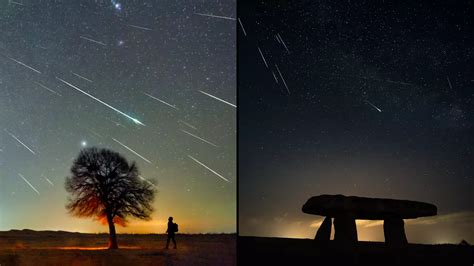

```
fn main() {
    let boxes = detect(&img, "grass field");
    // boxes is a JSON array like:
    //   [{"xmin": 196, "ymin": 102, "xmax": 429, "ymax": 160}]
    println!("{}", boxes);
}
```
[{"xmin": 0, "ymin": 230, "xmax": 235, "ymax": 266}]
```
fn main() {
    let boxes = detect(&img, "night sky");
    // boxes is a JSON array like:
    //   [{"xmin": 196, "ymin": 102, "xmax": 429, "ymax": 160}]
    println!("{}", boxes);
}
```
[
  {"xmin": 0, "ymin": 0, "xmax": 236, "ymax": 233},
  {"xmin": 239, "ymin": 1, "xmax": 473, "ymax": 243}
]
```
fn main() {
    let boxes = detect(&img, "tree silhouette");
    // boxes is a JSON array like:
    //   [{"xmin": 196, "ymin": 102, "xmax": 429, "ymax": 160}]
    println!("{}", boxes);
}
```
[{"xmin": 65, "ymin": 147, "xmax": 156, "ymax": 249}]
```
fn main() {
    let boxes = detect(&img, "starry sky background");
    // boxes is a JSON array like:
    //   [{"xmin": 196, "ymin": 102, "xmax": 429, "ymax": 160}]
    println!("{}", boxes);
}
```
[
  {"xmin": 0, "ymin": 0, "xmax": 236, "ymax": 234},
  {"xmin": 239, "ymin": 0, "xmax": 473, "ymax": 244}
]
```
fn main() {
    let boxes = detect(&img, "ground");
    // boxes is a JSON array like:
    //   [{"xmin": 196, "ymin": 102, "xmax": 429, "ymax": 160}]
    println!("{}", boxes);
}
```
[
  {"xmin": 239, "ymin": 236, "xmax": 474, "ymax": 266},
  {"xmin": 0, "ymin": 230, "xmax": 235, "ymax": 266}
]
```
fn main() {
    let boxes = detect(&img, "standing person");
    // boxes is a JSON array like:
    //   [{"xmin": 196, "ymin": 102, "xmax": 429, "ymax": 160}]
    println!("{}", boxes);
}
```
[{"xmin": 165, "ymin": 216, "xmax": 178, "ymax": 249}]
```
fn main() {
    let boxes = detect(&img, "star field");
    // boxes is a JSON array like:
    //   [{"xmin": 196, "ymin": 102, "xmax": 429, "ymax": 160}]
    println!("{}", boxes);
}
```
[
  {"xmin": 239, "ymin": 0, "xmax": 473, "ymax": 243},
  {"xmin": 0, "ymin": 0, "xmax": 236, "ymax": 233}
]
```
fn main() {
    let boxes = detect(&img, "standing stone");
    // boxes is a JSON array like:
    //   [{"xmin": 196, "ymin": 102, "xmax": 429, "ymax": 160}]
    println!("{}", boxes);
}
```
[
  {"xmin": 315, "ymin": 216, "xmax": 332, "ymax": 241},
  {"xmin": 384, "ymin": 216, "xmax": 408, "ymax": 246},
  {"xmin": 302, "ymin": 195, "xmax": 437, "ymax": 246},
  {"xmin": 333, "ymin": 214, "xmax": 357, "ymax": 244}
]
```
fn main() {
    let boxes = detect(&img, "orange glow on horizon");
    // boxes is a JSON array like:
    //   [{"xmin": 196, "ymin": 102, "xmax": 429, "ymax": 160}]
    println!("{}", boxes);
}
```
[
  {"xmin": 51, "ymin": 246, "xmax": 142, "ymax": 250},
  {"xmin": 96, "ymin": 214, "xmax": 127, "ymax": 227},
  {"xmin": 253, "ymin": 212, "xmax": 474, "ymax": 244}
]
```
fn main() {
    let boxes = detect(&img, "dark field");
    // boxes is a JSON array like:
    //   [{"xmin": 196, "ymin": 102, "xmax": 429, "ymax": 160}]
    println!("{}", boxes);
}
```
[
  {"xmin": 239, "ymin": 236, "xmax": 474, "ymax": 266},
  {"xmin": 0, "ymin": 230, "xmax": 235, "ymax": 266}
]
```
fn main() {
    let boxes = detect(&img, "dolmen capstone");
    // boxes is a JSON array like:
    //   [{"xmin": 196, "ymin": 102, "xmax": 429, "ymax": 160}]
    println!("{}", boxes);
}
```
[{"xmin": 302, "ymin": 194, "xmax": 437, "ymax": 246}]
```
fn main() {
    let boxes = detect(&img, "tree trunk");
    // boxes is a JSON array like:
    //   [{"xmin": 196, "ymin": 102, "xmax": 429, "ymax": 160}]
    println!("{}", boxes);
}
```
[{"xmin": 107, "ymin": 214, "xmax": 118, "ymax": 249}]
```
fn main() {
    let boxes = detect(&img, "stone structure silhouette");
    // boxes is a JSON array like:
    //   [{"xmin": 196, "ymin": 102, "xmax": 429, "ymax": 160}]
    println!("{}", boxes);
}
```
[
  {"xmin": 315, "ymin": 216, "xmax": 332, "ymax": 242},
  {"xmin": 302, "ymin": 194, "xmax": 437, "ymax": 246}
]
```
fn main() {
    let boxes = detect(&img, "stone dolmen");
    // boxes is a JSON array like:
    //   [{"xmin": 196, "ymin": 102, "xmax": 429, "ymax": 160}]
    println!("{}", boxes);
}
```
[{"xmin": 302, "ymin": 194, "xmax": 437, "ymax": 246}]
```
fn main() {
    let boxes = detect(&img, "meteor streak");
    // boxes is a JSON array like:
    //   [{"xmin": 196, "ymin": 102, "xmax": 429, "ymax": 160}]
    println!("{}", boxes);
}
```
[
  {"xmin": 34, "ymin": 82, "xmax": 62, "ymax": 96},
  {"xmin": 9, "ymin": 0, "xmax": 25, "ymax": 6},
  {"xmin": 72, "ymin": 72, "xmax": 93, "ymax": 83},
  {"xmin": 257, "ymin": 47, "xmax": 269, "ymax": 68},
  {"xmin": 275, "ymin": 64, "xmax": 290, "ymax": 94},
  {"xmin": 194, "ymin": 12, "xmax": 236, "ymax": 21},
  {"xmin": 188, "ymin": 155, "xmax": 230, "ymax": 183},
  {"xmin": 238, "ymin": 18, "xmax": 247, "ymax": 36},
  {"xmin": 272, "ymin": 71, "xmax": 279, "ymax": 84},
  {"xmin": 181, "ymin": 129, "xmax": 218, "ymax": 147},
  {"xmin": 4, "ymin": 129, "xmax": 36, "ymax": 155},
  {"xmin": 447, "ymin": 76, "xmax": 453, "ymax": 89},
  {"xmin": 365, "ymin": 100, "xmax": 382, "ymax": 112},
  {"xmin": 350, "ymin": 75, "xmax": 414, "ymax": 87},
  {"xmin": 199, "ymin": 90, "xmax": 236, "ymax": 108},
  {"xmin": 112, "ymin": 138, "xmax": 151, "ymax": 164},
  {"xmin": 18, "ymin": 174, "xmax": 40, "ymax": 195},
  {"xmin": 56, "ymin": 77, "xmax": 145, "ymax": 126},
  {"xmin": 6, "ymin": 56, "xmax": 41, "ymax": 73},
  {"xmin": 139, "ymin": 175, "xmax": 157, "ymax": 188},
  {"xmin": 88, "ymin": 129, "xmax": 104, "ymax": 139},
  {"xmin": 79, "ymin": 36, "xmax": 106, "ymax": 46},
  {"xmin": 277, "ymin": 33, "xmax": 290, "ymax": 53},
  {"xmin": 44, "ymin": 177, "xmax": 54, "ymax": 186},
  {"xmin": 178, "ymin": 120, "xmax": 197, "ymax": 130},
  {"xmin": 143, "ymin": 92, "xmax": 178, "ymax": 110},
  {"xmin": 127, "ymin": 24, "xmax": 153, "ymax": 31}
]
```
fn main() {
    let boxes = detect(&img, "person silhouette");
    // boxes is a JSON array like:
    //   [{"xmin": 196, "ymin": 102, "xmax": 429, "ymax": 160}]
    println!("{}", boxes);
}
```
[{"xmin": 165, "ymin": 216, "xmax": 177, "ymax": 249}]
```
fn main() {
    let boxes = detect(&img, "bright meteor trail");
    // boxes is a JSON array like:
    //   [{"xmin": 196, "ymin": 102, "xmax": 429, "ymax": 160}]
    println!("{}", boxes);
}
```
[
  {"xmin": 257, "ymin": 47, "xmax": 269, "ymax": 68},
  {"xmin": 18, "ymin": 173, "xmax": 40, "ymax": 195},
  {"xmin": 188, "ymin": 155, "xmax": 230, "ymax": 183},
  {"xmin": 139, "ymin": 175, "xmax": 157, "ymax": 188},
  {"xmin": 143, "ymin": 92, "xmax": 179, "ymax": 110},
  {"xmin": 112, "ymin": 138, "xmax": 152, "ymax": 164},
  {"xmin": 181, "ymin": 129, "xmax": 219, "ymax": 147},
  {"xmin": 9, "ymin": 0, "xmax": 25, "ymax": 6},
  {"xmin": 5, "ymin": 56, "xmax": 41, "ymax": 74},
  {"xmin": 44, "ymin": 177, "xmax": 54, "ymax": 186},
  {"xmin": 127, "ymin": 24, "xmax": 153, "ymax": 31},
  {"xmin": 79, "ymin": 36, "xmax": 106, "ymax": 46},
  {"xmin": 199, "ymin": 90, "xmax": 236, "ymax": 108},
  {"xmin": 34, "ymin": 82, "xmax": 62, "ymax": 96},
  {"xmin": 71, "ymin": 72, "xmax": 93, "ymax": 83},
  {"xmin": 4, "ymin": 129, "xmax": 36, "ymax": 155},
  {"xmin": 238, "ymin": 18, "xmax": 247, "ymax": 36},
  {"xmin": 275, "ymin": 64, "xmax": 290, "ymax": 94},
  {"xmin": 365, "ymin": 100, "xmax": 382, "ymax": 112},
  {"xmin": 194, "ymin": 12, "xmax": 236, "ymax": 21},
  {"xmin": 56, "ymin": 77, "xmax": 145, "ymax": 126},
  {"xmin": 178, "ymin": 120, "xmax": 197, "ymax": 130}
]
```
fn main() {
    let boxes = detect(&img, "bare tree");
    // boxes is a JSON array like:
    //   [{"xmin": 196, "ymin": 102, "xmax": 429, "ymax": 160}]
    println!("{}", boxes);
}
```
[{"xmin": 65, "ymin": 147, "xmax": 156, "ymax": 249}]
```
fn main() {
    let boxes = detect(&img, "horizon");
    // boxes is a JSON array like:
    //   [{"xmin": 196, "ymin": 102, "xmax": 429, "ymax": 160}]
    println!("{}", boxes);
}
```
[
  {"xmin": 239, "ymin": 211, "xmax": 474, "ymax": 244},
  {"xmin": 1, "ymin": 228, "xmax": 237, "ymax": 235}
]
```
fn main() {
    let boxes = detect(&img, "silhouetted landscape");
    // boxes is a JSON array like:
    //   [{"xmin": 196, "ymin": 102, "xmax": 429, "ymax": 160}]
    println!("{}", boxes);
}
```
[
  {"xmin": 0, "ymin": 230, "xmax": 236, "ymax": 266},
  {"xmin": 239, "ymin": 194, "xmax": 473, "ymax": 265},
  {"xmin": 0, "ymin": 147, "xmax": 236, "ymax": 265},
  {"xmin": 239, "ymin": 236, "xmax": 473, "ymax": 265}
]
